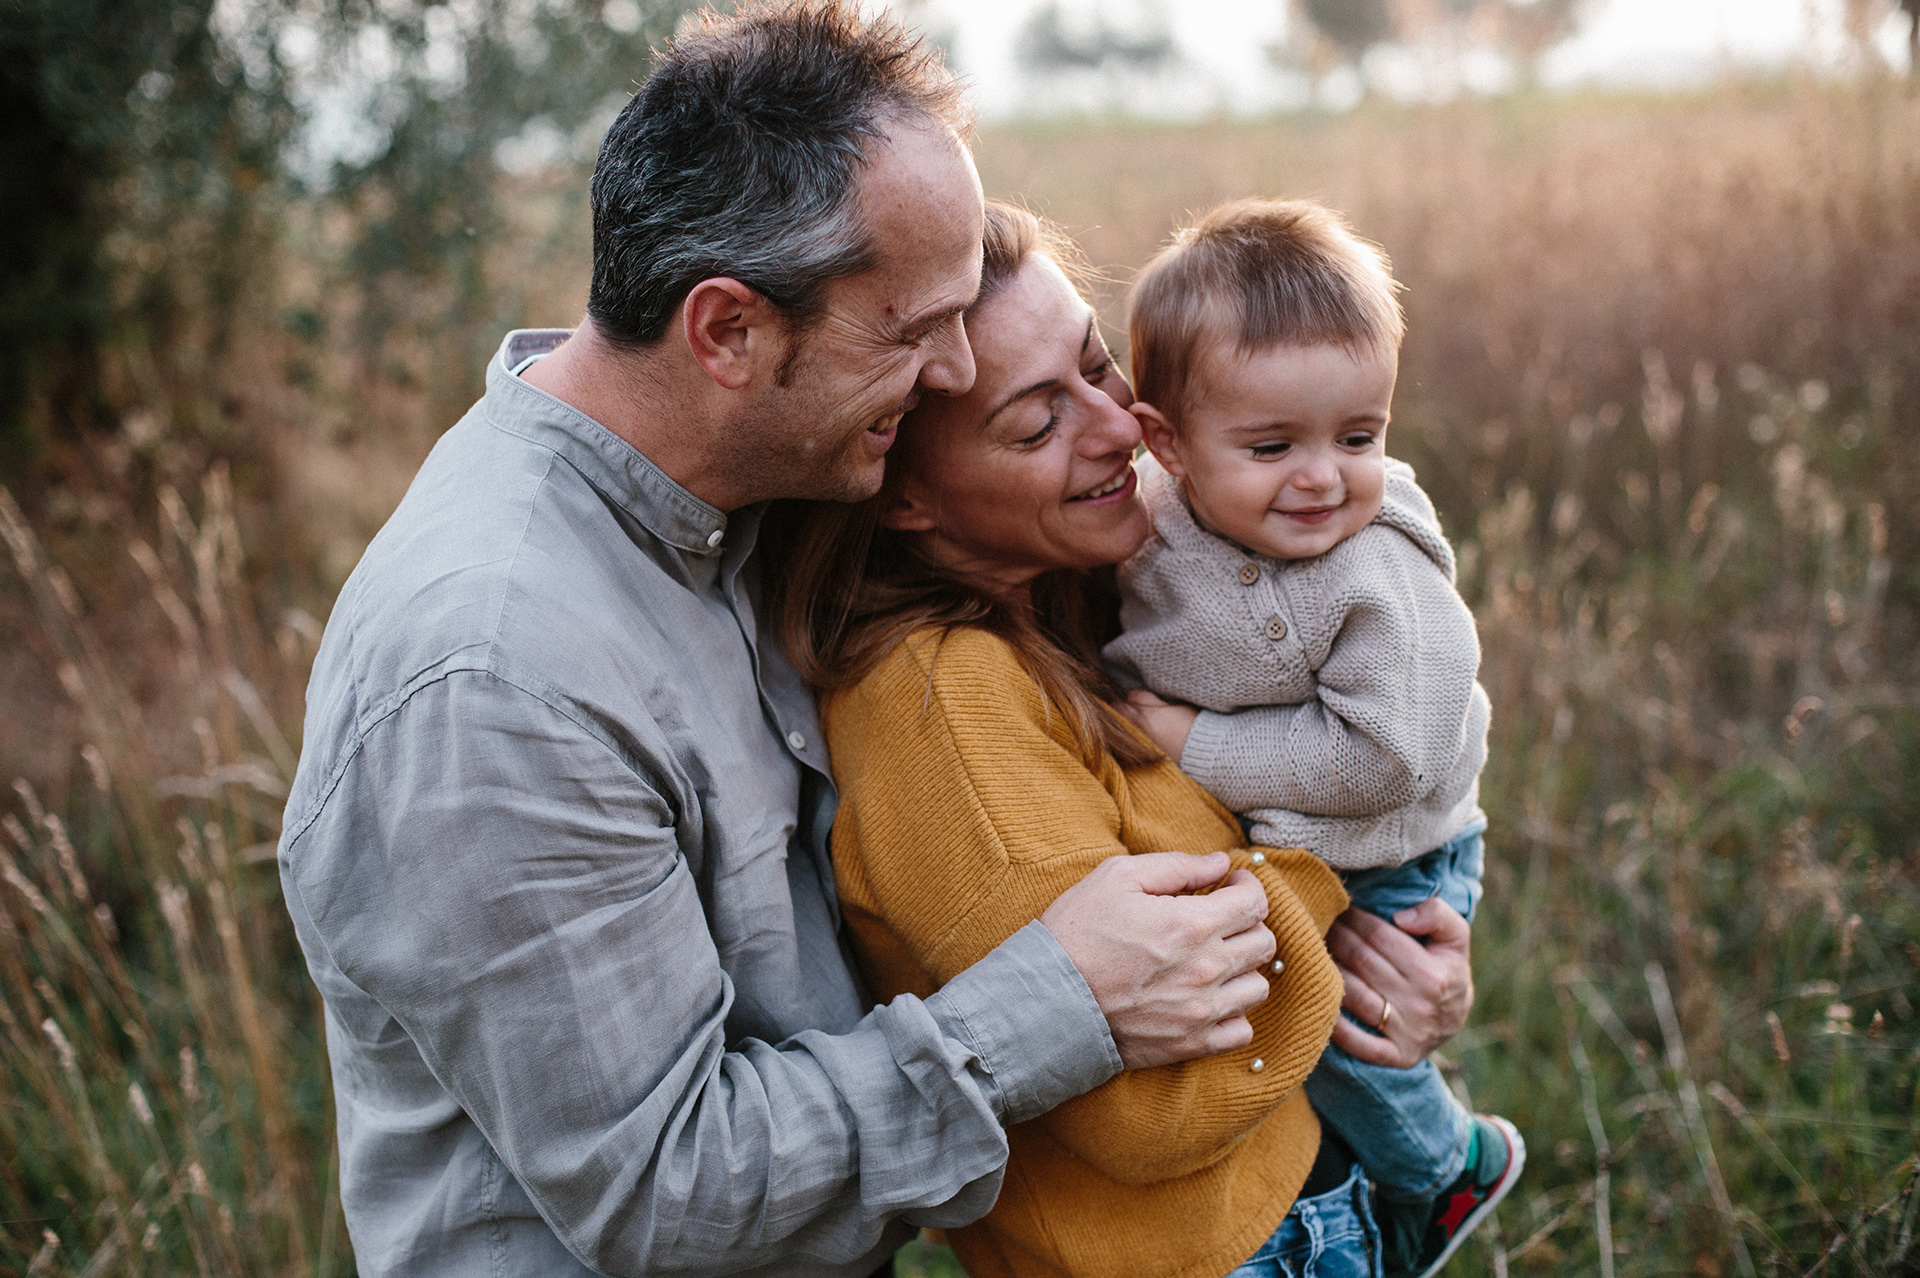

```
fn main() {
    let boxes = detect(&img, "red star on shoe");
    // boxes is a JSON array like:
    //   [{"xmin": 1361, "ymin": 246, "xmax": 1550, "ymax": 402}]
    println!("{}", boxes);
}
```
[{"xmin": 1435, "ymin": 1186, "xmax": 1483, "ymax": 1236}]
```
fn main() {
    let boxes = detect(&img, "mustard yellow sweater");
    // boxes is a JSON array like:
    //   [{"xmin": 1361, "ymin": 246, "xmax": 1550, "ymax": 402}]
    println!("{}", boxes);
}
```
[{"xmin": 822, "ymin": 627, "xmax": 1350, "ymax": 1278}]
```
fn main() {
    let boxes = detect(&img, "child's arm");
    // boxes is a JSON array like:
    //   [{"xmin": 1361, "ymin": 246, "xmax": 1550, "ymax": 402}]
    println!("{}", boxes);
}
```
[{"xmin": 1179, "ymin": 537, "xmax": 1482, "ymax": 819}]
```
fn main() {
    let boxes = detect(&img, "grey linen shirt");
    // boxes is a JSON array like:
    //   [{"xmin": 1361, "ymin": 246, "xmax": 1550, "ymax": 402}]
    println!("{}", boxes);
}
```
[{"xmin": 278, "ymin": 330, "xmax": 1122, "ymax": 1278}]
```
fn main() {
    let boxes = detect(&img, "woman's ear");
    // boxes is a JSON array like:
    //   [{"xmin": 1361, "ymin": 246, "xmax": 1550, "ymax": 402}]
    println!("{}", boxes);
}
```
[
  {"xmin": 879, "ymin": 479, "xmax": 938, "ymax": 533},
  {"xmin": 681, "ymin": 277, "xmax": 783, "ymax": 390},
  {"xmin": 1132, "ymin": 402, "xmax": 1189, "ymax": 478}
]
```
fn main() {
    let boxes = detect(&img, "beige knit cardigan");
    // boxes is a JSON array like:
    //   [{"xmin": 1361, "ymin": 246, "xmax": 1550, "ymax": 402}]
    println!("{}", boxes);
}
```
[{"xmin": 1104, "ymin": 456, "xmax": 1490, "ymax": 871}]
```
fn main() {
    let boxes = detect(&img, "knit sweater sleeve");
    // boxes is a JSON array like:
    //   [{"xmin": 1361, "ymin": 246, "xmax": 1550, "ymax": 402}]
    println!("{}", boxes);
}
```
[
  {"xmin": 1179, "ymin": 527, "xmax": 1481, "ymax": 819},
  {"xmin": 825, "ymin": 628, "xmax": 1347, "ymax": 1187}
]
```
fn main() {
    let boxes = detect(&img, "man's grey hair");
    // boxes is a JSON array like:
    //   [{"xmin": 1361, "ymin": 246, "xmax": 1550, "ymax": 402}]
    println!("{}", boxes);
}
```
[{"xmin": 586, "ymin": 1, "xmax": 971, "ymax": 347}]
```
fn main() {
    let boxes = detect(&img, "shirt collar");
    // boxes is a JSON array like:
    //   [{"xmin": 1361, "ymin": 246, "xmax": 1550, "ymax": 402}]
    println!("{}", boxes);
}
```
[{"xmin": 482, "ymin": 329, "xmax": 732, "ymax": 557}]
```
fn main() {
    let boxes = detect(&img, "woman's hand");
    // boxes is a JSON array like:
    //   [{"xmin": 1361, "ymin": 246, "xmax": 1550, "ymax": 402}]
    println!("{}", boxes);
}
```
[
  {"xmin": 1326, "ymin": 897, "xmax": 1473, "ymax": 1068},
  {"xmin": 1119, "ymin": 689, "xmax": 1200, "ymax": 762}
]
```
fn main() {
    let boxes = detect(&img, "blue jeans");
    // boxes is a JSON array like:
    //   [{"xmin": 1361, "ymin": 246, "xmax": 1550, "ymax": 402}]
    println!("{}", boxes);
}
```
[
  {"xmin": 1303, "ymin": 818, "xmax": 1485, "ymax": 1203},
  {"xmin": 1224, "ymin": 1162, "xmax": 1382, "ymax": 1278}
]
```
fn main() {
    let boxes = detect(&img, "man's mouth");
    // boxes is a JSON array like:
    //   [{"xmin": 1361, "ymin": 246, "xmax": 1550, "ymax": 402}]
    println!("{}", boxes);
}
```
[
  {"xmin": 869, "ymin": 413, "xmax": 904, "ymax": 438},
  {"xmin": 1070, "ymin": 466, "xmax": 1136, "ymax": 502}
]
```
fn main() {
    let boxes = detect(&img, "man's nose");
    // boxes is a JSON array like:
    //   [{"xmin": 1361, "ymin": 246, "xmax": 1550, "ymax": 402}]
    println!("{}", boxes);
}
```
[{"xmin": 917, "ymin": 314, "xmax": 976, "ymax": 395}]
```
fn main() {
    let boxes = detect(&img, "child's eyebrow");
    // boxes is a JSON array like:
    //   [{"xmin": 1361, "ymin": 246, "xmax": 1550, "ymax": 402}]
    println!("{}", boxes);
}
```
[{"xmin": 982, "ymin": 316, "xmax": 1098, "ymax": 427}]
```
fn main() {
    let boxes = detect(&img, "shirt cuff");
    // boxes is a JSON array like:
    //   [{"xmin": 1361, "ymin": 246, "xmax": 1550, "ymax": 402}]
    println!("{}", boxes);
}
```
[
  {"xmin": 925, "ymin": 920, "xmax": 1122, "ymax": 1126},
  {"xmin": 1178, "ymin": 709, "xmax": 1234, "ymax": 788}
]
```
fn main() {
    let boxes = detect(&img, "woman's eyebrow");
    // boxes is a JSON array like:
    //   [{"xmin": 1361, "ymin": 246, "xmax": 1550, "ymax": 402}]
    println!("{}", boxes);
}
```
[{"xmin": 982, "ymin": 317, "xmax": 1098, "ymax": 426}]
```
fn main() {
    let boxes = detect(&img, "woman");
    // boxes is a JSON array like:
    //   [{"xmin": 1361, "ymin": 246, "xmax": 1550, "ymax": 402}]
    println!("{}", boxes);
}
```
[{"xmin": 774, "ymin": 204, "xmax": 1472, "ymax": 1278}]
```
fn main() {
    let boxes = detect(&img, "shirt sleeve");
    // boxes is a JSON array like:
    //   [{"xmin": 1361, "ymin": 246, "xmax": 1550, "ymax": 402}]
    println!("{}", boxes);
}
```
[
  {"xmin": 828, "ymin": 632, "xmax": 1347, "ymax": 1188},
  {"xmin": 282, "ymin": 668, "xmax": 1118, "ymax": 1276},
  {"xmin": 1178, "ymin": 542, "xmax": 1480, "ymax": 820}
]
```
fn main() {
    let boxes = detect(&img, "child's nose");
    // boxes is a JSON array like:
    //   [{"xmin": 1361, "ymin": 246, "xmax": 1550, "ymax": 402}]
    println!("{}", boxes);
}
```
[{"xmin": 1290, "ymin": 450, "xmax": 1339, "ymax": 488}]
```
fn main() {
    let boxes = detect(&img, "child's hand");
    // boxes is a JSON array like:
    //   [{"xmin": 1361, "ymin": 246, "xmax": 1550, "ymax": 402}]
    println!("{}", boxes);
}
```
[{"xmin": 1120, "ymin": 689, "xmax": 1200, "ymax": 762}]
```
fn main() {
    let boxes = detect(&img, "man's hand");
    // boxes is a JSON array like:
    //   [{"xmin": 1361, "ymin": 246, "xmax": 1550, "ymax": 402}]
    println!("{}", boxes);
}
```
[
  {"xmin": 1118, "ymin": 689, "xmax": 1201, "ymax": 762},
  {"xmin": 1326, "ymin": 897, "xmax": 1474, "ymax": 1068},
  {"xmin": 1041, "ymin": 851, "xmax": 1276, "ymax": 1070}
]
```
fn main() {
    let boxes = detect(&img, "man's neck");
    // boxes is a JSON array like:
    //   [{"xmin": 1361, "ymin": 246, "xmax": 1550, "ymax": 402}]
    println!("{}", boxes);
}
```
[{"xmin": 519, "ymin": 320, "xmax": 740, "ymax": 512}]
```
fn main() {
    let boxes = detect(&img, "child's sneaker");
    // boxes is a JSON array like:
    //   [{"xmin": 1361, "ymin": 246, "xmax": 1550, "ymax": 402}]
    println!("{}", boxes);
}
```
[{"xmin": 1383, "ymin": 1114, "xmax": 1526, "ymax": 1278}]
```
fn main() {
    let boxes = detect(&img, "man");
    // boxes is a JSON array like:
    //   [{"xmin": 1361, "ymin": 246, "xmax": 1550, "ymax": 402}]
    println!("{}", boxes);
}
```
[{"xmin": 278, "ymin": 6, "xmax": 1286, "ymax": 1275}]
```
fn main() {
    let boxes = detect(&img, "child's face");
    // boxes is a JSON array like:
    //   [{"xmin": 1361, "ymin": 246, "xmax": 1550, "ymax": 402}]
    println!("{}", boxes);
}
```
[{"xmin": 1138, "ymin": 341, "xmax": 1394, "ymax": 561}]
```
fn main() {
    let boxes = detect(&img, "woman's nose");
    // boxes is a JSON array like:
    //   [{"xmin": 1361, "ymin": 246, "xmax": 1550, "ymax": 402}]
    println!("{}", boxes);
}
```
[{"xmin": 1077, "ymin": 390, "xmax": 1141, "ymax": 455}]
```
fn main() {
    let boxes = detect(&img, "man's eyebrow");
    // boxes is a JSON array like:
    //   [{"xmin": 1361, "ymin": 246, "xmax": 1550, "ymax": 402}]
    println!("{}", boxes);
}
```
[
  {"xmin": 983, "ymin": 316, "xmax": 1098, "ymax": 427},
  {"xmin": 898, "ymin": 296, "xmax": 975, "ymax": 339}
]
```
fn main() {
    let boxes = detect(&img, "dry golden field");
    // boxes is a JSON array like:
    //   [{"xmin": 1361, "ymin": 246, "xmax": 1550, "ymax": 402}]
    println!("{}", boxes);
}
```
[{"xmin": 2, "ymin": 81, "xmax": 1916, "ymax": 1276}]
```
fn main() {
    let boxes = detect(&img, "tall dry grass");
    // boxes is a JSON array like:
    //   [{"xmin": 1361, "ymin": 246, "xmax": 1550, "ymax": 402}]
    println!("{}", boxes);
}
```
[{"xmin": 2, "ymin": 82, "xmax": 1916, "ymax": 1275}]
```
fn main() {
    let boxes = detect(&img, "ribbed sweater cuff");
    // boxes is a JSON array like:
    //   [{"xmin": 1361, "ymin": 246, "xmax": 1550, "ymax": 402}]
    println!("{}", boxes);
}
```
[
  {"xmin": 925, "ymin": 920, "xmax": 1123, "ymax": 1127},
  {"xmin": 1177, "ymin": 710, "xmax": 1234, "ymax": 792}
]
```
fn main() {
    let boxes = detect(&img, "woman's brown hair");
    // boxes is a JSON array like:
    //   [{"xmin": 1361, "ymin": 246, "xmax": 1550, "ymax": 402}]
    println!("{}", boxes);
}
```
[{"xmin": 767, "ymin": 200, "xmax": 1160, "ymax": 769}]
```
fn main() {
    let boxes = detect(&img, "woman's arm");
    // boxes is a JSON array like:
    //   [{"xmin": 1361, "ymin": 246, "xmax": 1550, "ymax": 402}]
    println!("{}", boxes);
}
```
[
  {"xmin": 1326, "ymin": 897, "xmax": 1475, "ymax": 1067},
  {"xmin": 825, "ymin": 629, "xmax": 1347, "ymax": 1186}
]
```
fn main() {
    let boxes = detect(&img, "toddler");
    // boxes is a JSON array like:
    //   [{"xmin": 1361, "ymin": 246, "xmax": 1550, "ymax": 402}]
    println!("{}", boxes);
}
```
[{"xmin": 1104, "ymin": 199, "xmax": 1524, "ymax": 1278}]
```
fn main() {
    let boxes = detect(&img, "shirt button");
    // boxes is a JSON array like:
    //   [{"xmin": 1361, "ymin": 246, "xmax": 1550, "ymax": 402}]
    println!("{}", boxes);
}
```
[
  {"xmin": 1237, "ymin": 562, "xmax": 1260, "ymax": 586},
  {"xmin": 1264, "ymin": 616, "xmax": 1288, "ymax": 642},
  {"xmin": 707, "ymin": 529, "xmax": 724, "ymax": 548},
  {"xmin": 1249, "ymin": 850, "xmax": 1266, "ymax": 866},
  {"xmin": 786, "ymin": 731, "xmax": 807, "ymax": 752},
  {"xmin": 1271, "ymin": 959, "xmax": 1286, "ymax": 976},
  {"xmin": 1249, "ymin": 1058, "xmax": 1265, "ymax": 1073}
]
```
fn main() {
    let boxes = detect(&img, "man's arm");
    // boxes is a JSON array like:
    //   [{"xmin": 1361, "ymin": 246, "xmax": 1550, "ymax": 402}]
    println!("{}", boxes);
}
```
[
  {"xmin": 286, "ymin": 667, "xmax": 1276, "ymax": 1275},
  {"xmin": 286, "ymin": 669, "xmax": 1119, "ymax": 1276}
]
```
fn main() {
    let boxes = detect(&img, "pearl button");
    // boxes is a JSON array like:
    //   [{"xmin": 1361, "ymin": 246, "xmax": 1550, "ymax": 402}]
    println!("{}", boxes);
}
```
[
  {"xmin": 1237, "ymin": 563, "xmax": 1260, "ymax": 586},
  {"xmin": 1249, "ymin": 851, "xmax": 1266, "ymax": 865},
  {"xmin": 1264, "ymin": 616, "xmax": 1288, "ymax": 642},
  {"xmin": 1249, "ymin": 1058, "xmax": 1265, "ymax": 1073},
  {"xmin": 1272, "ymin": 959, "xmax": 1285, "ymax": 975},
  {"xmin": 707, "ymin": 529, "xmax": 724, "ymax": 548},
  {"xmin": 786, "ymin": 731, "xmax": 807, "ymax": 751}
]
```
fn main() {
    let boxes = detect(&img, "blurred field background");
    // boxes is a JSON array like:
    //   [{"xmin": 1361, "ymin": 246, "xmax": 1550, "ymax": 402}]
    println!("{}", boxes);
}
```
[{"xmin": 2, "ymin": 1, "xmax": 1917, "ymax": 1274}]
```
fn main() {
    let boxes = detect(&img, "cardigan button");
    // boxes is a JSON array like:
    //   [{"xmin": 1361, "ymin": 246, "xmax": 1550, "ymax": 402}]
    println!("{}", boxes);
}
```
[
  {"xmin": 1237, "ymin": 562, "xmax": 1260, "ymax": 586},
  {"xmin": 1264, "ymin": 616, "xmax": 1288, "ymax": 642},
  {"xmin": 1271, "ymin": 959, "xmax": 1285, "ymax": 976},
  {"xmin": 1250, "ymin": 851, "xmax": 1266, "ymax": 866},
  {"xmin": 1249, "ymin": 1058, "xmax": 1265, "ymax": 1073}
]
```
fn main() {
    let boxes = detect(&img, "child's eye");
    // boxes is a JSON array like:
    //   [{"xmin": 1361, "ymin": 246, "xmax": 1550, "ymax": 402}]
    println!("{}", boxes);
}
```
[
  {"xmin": 1250, "ymin": 441, "xmax": 1290, "ymax": 459},
  {"xmin": 1340, "ymin": 432, "xmax": 1379, "ymax": 449}
]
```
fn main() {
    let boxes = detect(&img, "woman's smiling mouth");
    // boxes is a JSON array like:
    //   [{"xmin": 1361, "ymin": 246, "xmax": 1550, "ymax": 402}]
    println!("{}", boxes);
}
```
[{"xmin": 1070, "ymin": 465, "xmax": 1137, "ymax": 503}]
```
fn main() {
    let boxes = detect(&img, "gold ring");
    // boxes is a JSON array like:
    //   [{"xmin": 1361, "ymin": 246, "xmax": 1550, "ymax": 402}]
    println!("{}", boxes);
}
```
[{"xmin": 1378, "ymin": 1000, "xmax": 1393, "ymax": 1033}]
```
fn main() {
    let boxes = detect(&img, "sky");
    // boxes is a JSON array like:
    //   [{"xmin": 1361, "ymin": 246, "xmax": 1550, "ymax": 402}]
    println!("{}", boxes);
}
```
[{"xmin": 912, "ymin": 0, "xmax": 1917, "ymax": 119}]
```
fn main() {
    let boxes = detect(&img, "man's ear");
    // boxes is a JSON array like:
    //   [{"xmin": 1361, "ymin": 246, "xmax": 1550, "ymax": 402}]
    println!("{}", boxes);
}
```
[
  {"xmin": 878, "ymin": 479, "xmax": 938, "ymax": 533},
  {"xmin": 1132, "ymin": 402, "xmax": 1188, "ymax": 478},
  {"xmin": 681, "ymin": 278, "xmax": 784, "ymax": 391}
]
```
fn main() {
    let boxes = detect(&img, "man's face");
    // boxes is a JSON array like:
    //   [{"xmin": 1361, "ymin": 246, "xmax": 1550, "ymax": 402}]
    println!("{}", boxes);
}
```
[{"xmin": 735, "ymin": 119, "xmax": 985, "ymax": 504}]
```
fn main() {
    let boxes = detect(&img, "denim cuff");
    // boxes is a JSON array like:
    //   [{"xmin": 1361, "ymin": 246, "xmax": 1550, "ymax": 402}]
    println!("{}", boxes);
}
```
[{"xmin": 925, "ymin": 920, "xmax": 1122, "ymax": 1126}]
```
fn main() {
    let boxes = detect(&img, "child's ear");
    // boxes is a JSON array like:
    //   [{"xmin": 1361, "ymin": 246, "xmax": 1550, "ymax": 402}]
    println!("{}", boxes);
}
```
[
  {"xmin": 1132, "ymin": 402, "xmax": 1188, "ymax": 478},
  {"xmin": 878, "ymin": 480, "xmax": 938, "ymax": 533}
]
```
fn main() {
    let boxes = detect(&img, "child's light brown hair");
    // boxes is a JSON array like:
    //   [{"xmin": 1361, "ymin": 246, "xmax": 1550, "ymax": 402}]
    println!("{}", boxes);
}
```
[{"xmin": 1128, "ymin": 198, "xmax": 1405, "ymax": 421}]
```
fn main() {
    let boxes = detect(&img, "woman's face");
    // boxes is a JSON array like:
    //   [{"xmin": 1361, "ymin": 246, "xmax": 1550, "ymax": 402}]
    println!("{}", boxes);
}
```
[{"xmin": 884, "ymin": 254, "xmax": 1149, "ymax": 596}]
